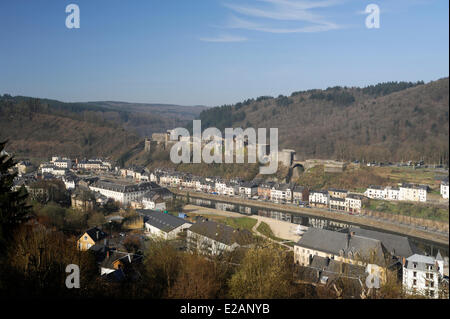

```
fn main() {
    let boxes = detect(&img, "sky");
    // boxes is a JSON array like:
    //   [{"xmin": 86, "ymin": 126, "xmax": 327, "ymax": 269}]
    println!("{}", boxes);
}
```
[{"xmin": 0, "ymin": 0, "xmax": 448, "ymax": 106}]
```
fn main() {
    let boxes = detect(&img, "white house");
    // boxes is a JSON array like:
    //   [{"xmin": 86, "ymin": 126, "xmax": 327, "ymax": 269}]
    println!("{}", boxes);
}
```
[
  {"xmin": 345, "ymin": 194, "xmax": 364, "ymax": 213},
  {"xmin": 187, "ymin": 220, "xmax": 254, "ymax": 256},
  {"xmin": 77, "ymin": 159, "xmax": 110, "ymax": 171},
  {"xmin": 142, "ymin": 196, "xmax": 166, "ymax": 211},
  {"xmin": 309, "ymin": 191, "xmax": 329, "ymax": 208},
  {"xmin": 329, "ymin": 197, "xmax": 346, "ymax": 211},
  {"xmin": 53, "ymin": 159, "xmax": 72, "ymax": 169},
  {"xmin": 238, "ymin": 181, "xmax": 258, "ymax": 198},
  {"xmin": 141, "ymin": 188, "xmax": 173, "ymax": 211},
  {"xmin": 365, "ymin": 184, "xmax": 427, "ymax": 203},
  {"xmin": 62, "ymin": 176, "xmax": 76, "ymax": 190},
  {"xmin": 402, "ymin": 252, "xmax": 444, "ymax": 299},
  {"xmin": 364, "ymin": 185, "xmax": 387, "ymax": 200},
  {"xmin": 270, "ymin": 184, "xmax": 292, "ymax": 202},
  {"xmin": 215, "ymin": 180, "xmax": 228, "ymax": 195},
  {"xmin": 40, "ymin": 164, "xmax": 55, "ymax": 175},
  {"xmin": 399, "ymin": 183, "xmax": 427, "ymax": 202},
  {"xmin": 89, "ymin": 180, "xmax": 157, "ymax": 205},
  {"xmin": 385, "ymin": 186, "xmax": 400, "ymax": 201},
  {"xmin": 441, "ymin": 179, "xmax": 449, "ymax": 199},
  {"xmin": 141, "ymin": 210, "xmax": 192, "ymax": 240}
]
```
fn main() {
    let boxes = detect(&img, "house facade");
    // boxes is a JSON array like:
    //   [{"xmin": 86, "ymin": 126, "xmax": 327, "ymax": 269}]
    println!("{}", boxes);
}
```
[
  {"xmin": 309, "ymin": 191, "xmax": 329, "ymax": 208},
  {"xmin": 294, "ymin": 228, "xmax": 388, "ymax": 284},
  {"xmin": 402, "ymin": 253, "xmax": 444, "ymax": 298},
  {"xmin": 345, "ymin": 194, "xmax": 364, "ymax": 213},
  {"xmin": 77, "ymin": 227, "xmax": 108, "ymax": 251},
  {"xmin": 292, "ymin": 186, "xmax": 309, "ymax": 204},
  {"xmin": 141, "ymin": 210, "xmax": 192, "ymax": 240},
  {"xmin": 270, "ymin": 183, "xmax": 292, "ymax": 202},
  {"xmin": 399, "ymin": 184, "xmax": 427, "ymax": 202},
  {"xmin": 441, "ymin": 179, "xmax": 449, "ymax": 199},
  {"xmin": 89, "ymin": 180, "xmax": 157, "ymax": 205},
  {"xmin": 187, "ymin": 220, "xmax": 253, "ymax": 256}
]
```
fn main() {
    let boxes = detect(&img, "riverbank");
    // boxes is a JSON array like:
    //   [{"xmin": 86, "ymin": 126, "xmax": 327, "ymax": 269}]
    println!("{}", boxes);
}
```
[
  {"xmin": 173, "ymin": 189, "xmax": 449, "ymax": 246},
  {"xmin": 183, "ymin": 204, "xmax": 301, "ymax": 242}
]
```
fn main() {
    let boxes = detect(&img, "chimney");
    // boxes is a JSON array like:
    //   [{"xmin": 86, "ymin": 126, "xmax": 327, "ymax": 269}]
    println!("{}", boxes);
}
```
[
  {"xmin": 106, "ymin": 250, "xmax": 110, "ymax": 259},
  {"xmin": 402, "ymin": 257, "xmax": 406, "ymax": 267},
  {"xmin": 96, "ymin": 230, "xmax": 99, "ymax": 240}
]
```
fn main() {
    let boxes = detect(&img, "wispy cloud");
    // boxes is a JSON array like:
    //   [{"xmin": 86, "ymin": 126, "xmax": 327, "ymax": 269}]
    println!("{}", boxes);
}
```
[
  {"xmin": 227, "ymin": 15, "xmax": 338, "ymax": 34},
  {"xmin": 199, "ymin": 34, "xmax": 248, "ymax": 42},
  {"xmin": 199, "ymin": 0, "xmax": 342, "ymax": 42},
  {"xmin": 224, "ymin": 0, "xmax": 342, "ymax": 33}
]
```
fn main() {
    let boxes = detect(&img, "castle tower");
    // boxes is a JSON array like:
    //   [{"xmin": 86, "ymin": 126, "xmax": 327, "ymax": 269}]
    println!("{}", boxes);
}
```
[{"xmin": 144, "ymin": 138, "xmax": 151, "ymax": 153}]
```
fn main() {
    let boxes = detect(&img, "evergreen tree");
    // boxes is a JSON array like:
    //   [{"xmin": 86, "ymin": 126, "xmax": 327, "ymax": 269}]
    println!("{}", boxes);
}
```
[{"xmin": 0, "ymin": 141, "xmax": 31, "ymax": 250}]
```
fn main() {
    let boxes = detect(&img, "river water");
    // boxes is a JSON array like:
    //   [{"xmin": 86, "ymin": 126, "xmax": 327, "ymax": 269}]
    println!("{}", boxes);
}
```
[{"xmin": 180, "ymin": 196, "xmax": 449, "ymax": 257}]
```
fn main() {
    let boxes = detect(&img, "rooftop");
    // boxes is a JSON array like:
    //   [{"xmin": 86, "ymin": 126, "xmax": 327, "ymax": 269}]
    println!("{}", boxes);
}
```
[
  {"xmin": 139, "ymin": 210, "xmax": 191, "ymax": 233},
  {"xmin": 188, "ymin": 220, "xmax": 254, "ymax": 246},
  {"xmin": 296, "ymin": 228, "xmax": 387, "ymax": 265}
]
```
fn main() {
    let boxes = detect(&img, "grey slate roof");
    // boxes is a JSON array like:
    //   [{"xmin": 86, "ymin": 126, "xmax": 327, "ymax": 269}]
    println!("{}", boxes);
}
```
[
  {"xmin": 404, "ymin": 254, "xmax": 438, "ymax": 271},
  {"xmin": 347, "ymin": 227, "xmax": 419, "ymax": 258},
  {"xmin": 85, "ymin": 227, "xmax": 108, "ymax": 242},
  {"xmin": 308, "ymin": 255, "xmax": 366, "ymax": 286},
  {"xmin": 188, "ymin": 220, "xmax": 254, "ymax": 246},
  {"xmin": 328, "ymin": 188, "xmax": 348, "ymax": 193},
  {"xmin": 139, "ymin": 210, "xmax": 191, "ymax": 233},
  {"xmin": 296, "ymin": 228, "xmax": 387, "ymax": 265},
  {"xmin": 330, "ymin": 197, "xmax": 346, "ymax": 202},
  {"xmin": 92, "ymin": 180, "xmax": 157, "ymax": 193}
]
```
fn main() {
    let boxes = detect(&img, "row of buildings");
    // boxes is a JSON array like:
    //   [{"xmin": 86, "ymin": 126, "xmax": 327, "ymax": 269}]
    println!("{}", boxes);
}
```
[
  {"xmin": 364, "ymin": 184, "xmax": 428, "ymax": 202},
  {"xmin": 152, "ymin": 170, "xmax": 368, "ymax": 214},
  {"xmin": 309, "ymin": 189, "xmax": 366, "ymax": 213},
  {"xmin": 38, "ymin": 156, "xmax": 113, "ymax": 175}
]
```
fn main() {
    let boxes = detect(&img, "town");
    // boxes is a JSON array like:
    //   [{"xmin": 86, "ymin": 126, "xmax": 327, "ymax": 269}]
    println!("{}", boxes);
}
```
[
  {"xmin": 1, "ymin": 0, "xmax": 449, "ymax": 312},
  {"xmin": 6, "ymin": 149, "xmax": 449, "ymax": 299}
]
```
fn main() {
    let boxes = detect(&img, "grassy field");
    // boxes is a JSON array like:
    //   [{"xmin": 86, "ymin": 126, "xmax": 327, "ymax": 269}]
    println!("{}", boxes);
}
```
[
  {"xmin": 256, "ymin": 222, "xmax": 285, "ymax": 241},
  {"xmin": 222, "ymin": 217, "xmax": 258, "ymax": 231},
  {"xmin": 364, "ymin": 199, "xmax": 449, "ymax": 222},
  {"xmin": 372, "ymin": 166, "xmax": 442, "ymax": 188},
  {"xmin": 183, "ymin": 212, "xmax": 257, "ymax": 232},
  {"xmin": 295, "ymin": 165, "xmax": 446, "ymax": 192}
]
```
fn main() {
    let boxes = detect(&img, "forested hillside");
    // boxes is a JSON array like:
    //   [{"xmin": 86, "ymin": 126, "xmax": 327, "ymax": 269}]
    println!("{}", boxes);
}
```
[
  {"xmin": 193, "ymin": 79, "xmax": 449, "ymax": 164},
  {"xmin": 0, "ymin": 96, "xmax": 140, "ymax": 159}
]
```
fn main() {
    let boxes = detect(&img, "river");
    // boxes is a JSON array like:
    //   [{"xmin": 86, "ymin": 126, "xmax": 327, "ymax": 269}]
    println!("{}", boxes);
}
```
[{"xmin": 179, "ymin": 195, "xmax": 449, "ymax": 257}]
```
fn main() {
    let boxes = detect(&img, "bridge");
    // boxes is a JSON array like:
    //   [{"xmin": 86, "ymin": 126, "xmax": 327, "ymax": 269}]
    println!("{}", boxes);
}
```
[{"xmin": 277, "ymin": 149, "xmax": 346, "ymax": 182}]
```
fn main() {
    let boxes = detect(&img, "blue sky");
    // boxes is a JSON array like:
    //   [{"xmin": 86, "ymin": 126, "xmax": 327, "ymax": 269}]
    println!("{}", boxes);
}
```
[{"xmin": 0, "ymin": 0, "xmax": 448, "ymax": 106}]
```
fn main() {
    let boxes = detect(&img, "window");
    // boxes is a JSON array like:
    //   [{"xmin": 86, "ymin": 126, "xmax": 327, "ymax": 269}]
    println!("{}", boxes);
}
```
[
  {"xmin": 413, "ymin": 279, "xmax": 417, "ymax": 286},
  {"xmin": 413, "ymin": 271, "xmax": 417, "ymax": 277}
]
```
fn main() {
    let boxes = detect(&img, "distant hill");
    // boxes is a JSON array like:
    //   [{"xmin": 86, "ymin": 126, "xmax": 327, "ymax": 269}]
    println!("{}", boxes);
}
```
[
  {"xmin": 0, "ymin": 95, "xmax": 205, "ymax": 161},
  {"xmin": 81, "ymin": 101, "xmax": 208, "ymax": 137},
  {"xmin": 193, "ymin": 78, "xmax": 449, "ymax": 165}
]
